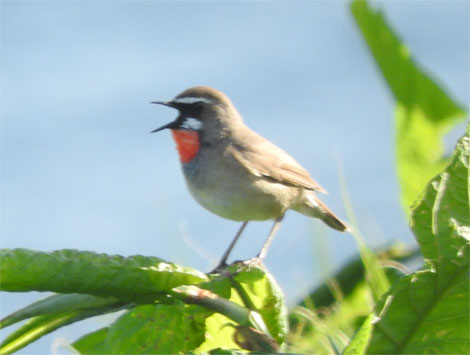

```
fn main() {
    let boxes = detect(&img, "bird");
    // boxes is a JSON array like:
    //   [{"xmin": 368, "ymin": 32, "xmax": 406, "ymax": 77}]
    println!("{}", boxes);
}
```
[{"xmin": 151, "ymin": 86, "xmax": 348, "ymax": 272}]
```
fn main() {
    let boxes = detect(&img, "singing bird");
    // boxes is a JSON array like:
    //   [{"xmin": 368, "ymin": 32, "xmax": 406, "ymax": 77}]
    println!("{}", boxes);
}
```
[{"xmin": 151, "ymin": 87, "xmax": 348, "ymax": 271}]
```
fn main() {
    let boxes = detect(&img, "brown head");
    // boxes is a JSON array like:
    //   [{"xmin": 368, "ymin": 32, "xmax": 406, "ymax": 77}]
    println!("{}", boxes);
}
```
[
  {"xmin": 151, "ymin": 86, "xmax": 243, "ymax": 137},
  {"xmin": 151, "ymin": 86, "xmax": 244, "ymax": 163}
]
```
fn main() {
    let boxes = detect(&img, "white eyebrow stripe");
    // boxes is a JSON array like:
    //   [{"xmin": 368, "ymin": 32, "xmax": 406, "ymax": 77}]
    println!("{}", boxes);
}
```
[
  {"xmin": 172, "ymin": 96, "xmax": 213, "ymax": 105},
  {"xmin": 181, "ymin": 117, "xmax": 203, "ymax": 130}
]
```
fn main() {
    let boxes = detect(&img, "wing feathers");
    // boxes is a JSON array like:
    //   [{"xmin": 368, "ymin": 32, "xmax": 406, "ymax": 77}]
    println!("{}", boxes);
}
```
[{"xmin": 229, "ymin": 133, "xmax": 327, "ymax": 193}]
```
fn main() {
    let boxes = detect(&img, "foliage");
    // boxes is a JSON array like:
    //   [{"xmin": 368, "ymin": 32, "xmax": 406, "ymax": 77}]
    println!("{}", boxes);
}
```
[
  {"xmin": 288, "ymin": 1, "xmax": 468, "ymax": 354},
  {"xmin": 1, "ymin": 1, "xmax": 468, "ymax": 354},
  {"xmin": 0, "ymin": 252, "xmax": 286, "ymax": 354},
  {"xmin": 344, "ymin": 127, "xmax": 469, "ymax": 354},
  {"xmin": 287, "ymin": 126, "xmax": 469, "ymax": 355},
  {"xmin": 351, "ymin": 0, "xmax": 466, "ymax": 213},
  {"xmin": 1, "ymin": 249, "xmax": 207, "ymax": 301}
]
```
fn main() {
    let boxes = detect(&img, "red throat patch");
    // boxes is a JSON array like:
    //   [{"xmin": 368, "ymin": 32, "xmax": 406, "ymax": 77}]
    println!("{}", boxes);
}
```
[{"xmin": 171, "ymin": 130, "xmax": 200, "ymax": 164}]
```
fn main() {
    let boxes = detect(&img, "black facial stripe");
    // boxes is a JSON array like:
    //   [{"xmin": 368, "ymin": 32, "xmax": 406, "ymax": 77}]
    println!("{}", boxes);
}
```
[{"xmin": 172, "ymin": 102, "xmax": 204, "ymax": 118}]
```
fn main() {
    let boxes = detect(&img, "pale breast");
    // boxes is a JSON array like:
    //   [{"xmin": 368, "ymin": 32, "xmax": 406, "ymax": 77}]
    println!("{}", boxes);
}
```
[{"xmin": 181, "ymin": 149, "xmax": 301, "ymax": 221}]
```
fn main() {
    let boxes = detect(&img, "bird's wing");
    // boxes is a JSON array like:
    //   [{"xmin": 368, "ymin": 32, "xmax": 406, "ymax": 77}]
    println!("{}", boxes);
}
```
[{"xmin": 229, "ymin": 132, "xmax": 327, "ymax": 194}]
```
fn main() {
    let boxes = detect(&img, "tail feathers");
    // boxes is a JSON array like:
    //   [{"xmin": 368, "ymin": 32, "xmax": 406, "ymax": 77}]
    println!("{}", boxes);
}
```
[
  {"xmin": 295, "ymin": 193, "xmax": 349, "ymax": 232},
  {"xmin": 317, "ymin": 202, "xmax": 349, "ymax": 232}
]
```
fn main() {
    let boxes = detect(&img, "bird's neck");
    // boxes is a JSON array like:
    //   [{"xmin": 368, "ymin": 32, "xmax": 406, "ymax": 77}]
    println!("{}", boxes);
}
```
[{"xmin": 171, "ymin": 129, "xmax": 200, "ymax": 164}]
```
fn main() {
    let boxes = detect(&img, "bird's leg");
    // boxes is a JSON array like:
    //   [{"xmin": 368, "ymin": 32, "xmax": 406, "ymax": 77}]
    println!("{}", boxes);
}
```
[
  {"xmin": 209, "ymin": 221, "xmax": 248, "ymax": 274},
  {"xmin": 237, "ymin": 215, "xmax": 284, "ymax": 270},
  {"xmin": 256, "ymin": 214, "xmax": 284, "ymax": 261}
]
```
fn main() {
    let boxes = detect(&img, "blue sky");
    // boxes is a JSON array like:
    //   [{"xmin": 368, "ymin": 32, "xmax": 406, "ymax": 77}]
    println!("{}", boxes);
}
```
[{"xmin": 1, "ymin": 1, "xmax": 468, "ymax": 353}]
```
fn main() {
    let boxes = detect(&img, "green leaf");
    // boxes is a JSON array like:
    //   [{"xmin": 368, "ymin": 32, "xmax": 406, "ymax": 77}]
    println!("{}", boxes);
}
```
[
  {"xmin": 343, "ymin": 314, "xmax": 374, "ymax": 355},
  {"xmin": 410, "ymin": 126, "xmax": 470, "ymax": 275},
  {"xmin": 351, "ymin": 0, "xmax": 467, "ymax": 212},
  {"xmin": 0, "ymin": 249, "xmax": 208, "ymax": 301},
  {"xmin": 194, "ymin": 313, "xmax": 240, "ymax": 353},
  {"xmin": 347, "ymin": 3, "xmax": 469, "ymax": 352},
  {"xmin": 231, "ymin": 265, "xmax": 288, "ymax": 345},
  {"xmin": 73, "ymin": 303, "xmax": 207, "ymax": 354},
  {"xmin": 1, "ymin": 294, "xmax": 125, "ymax": 329},
  {"xmin": 344, "ymin": 129, "xmax": 470, "ymax": 354},
  {"xmin": 193, "ymin": 277, "xmax": 241, "ymax": 352},
  {"xmin": 1, "ymin": 313, "xmax": 76, "ymax": 354},
  {"xmin": 367, "ymin": 269, "xmax": 469, "ymax": 354},
  {"xmin": 71, "ymin": 327, "xmax": 109, "ymax": 354},
  {"xmin": 0, "ymin": 305, "xmax": 125, "ymax": 355},
  {"xmin": 0, "ymin": 293, "xmax": 128, "ymax": 353},
  {"xmin": 174, "ymin": 269, "xmax": 283, "ymax": 353},
  {"xmin": 288, "ymin": 246, "xmax": 419, "ymax": 354}
]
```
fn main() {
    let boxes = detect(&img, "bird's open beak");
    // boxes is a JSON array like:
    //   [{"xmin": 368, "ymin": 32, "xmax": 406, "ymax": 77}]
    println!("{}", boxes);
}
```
[
  {"xmin": 150, "ymin": 100, "xmax": 174, "ymax": 107},
  {"xmin": 150, "ymin": 120, "xmax": 180, "ymax": 133},
  {"xmin": 150, "ymin": 101, "xmax": 180, "ymax": 133}
]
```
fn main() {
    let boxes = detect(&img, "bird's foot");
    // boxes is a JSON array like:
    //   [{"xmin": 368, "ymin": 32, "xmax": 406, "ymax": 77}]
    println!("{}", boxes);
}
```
[
  {"xmin": 234, "ymin": 257, "xmax": 265, "ymax": 270},
  {"xmin": 207, "ymin": 261, "xmax": 229, "ymax": 275},
  {"xmin": 207, "ymin": 257, "xmax": 265, "ymax": 275}
]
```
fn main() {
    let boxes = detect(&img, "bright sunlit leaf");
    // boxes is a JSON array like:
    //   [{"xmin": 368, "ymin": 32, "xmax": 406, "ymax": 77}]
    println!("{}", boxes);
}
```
[{"xmin": 351, "ymin": 0, "xmax": 467, "ymax": 214}]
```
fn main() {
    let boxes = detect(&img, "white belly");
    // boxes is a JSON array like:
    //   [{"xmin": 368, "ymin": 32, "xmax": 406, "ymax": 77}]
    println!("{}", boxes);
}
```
[{"xmin": 184, "ymin": 173, "xmax": 295, "ymax": 221}]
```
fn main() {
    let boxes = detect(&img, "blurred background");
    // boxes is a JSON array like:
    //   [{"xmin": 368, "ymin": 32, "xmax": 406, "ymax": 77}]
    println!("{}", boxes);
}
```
[{"xmin": 1, "ymin": 1, "xmax": 468, "ymax": 353}]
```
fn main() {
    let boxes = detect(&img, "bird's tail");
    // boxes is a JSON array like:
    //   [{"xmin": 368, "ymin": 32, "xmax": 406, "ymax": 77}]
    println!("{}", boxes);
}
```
[{"xmin": 294, "ymin": 192, "xmax": 349, "ymax": 232}]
